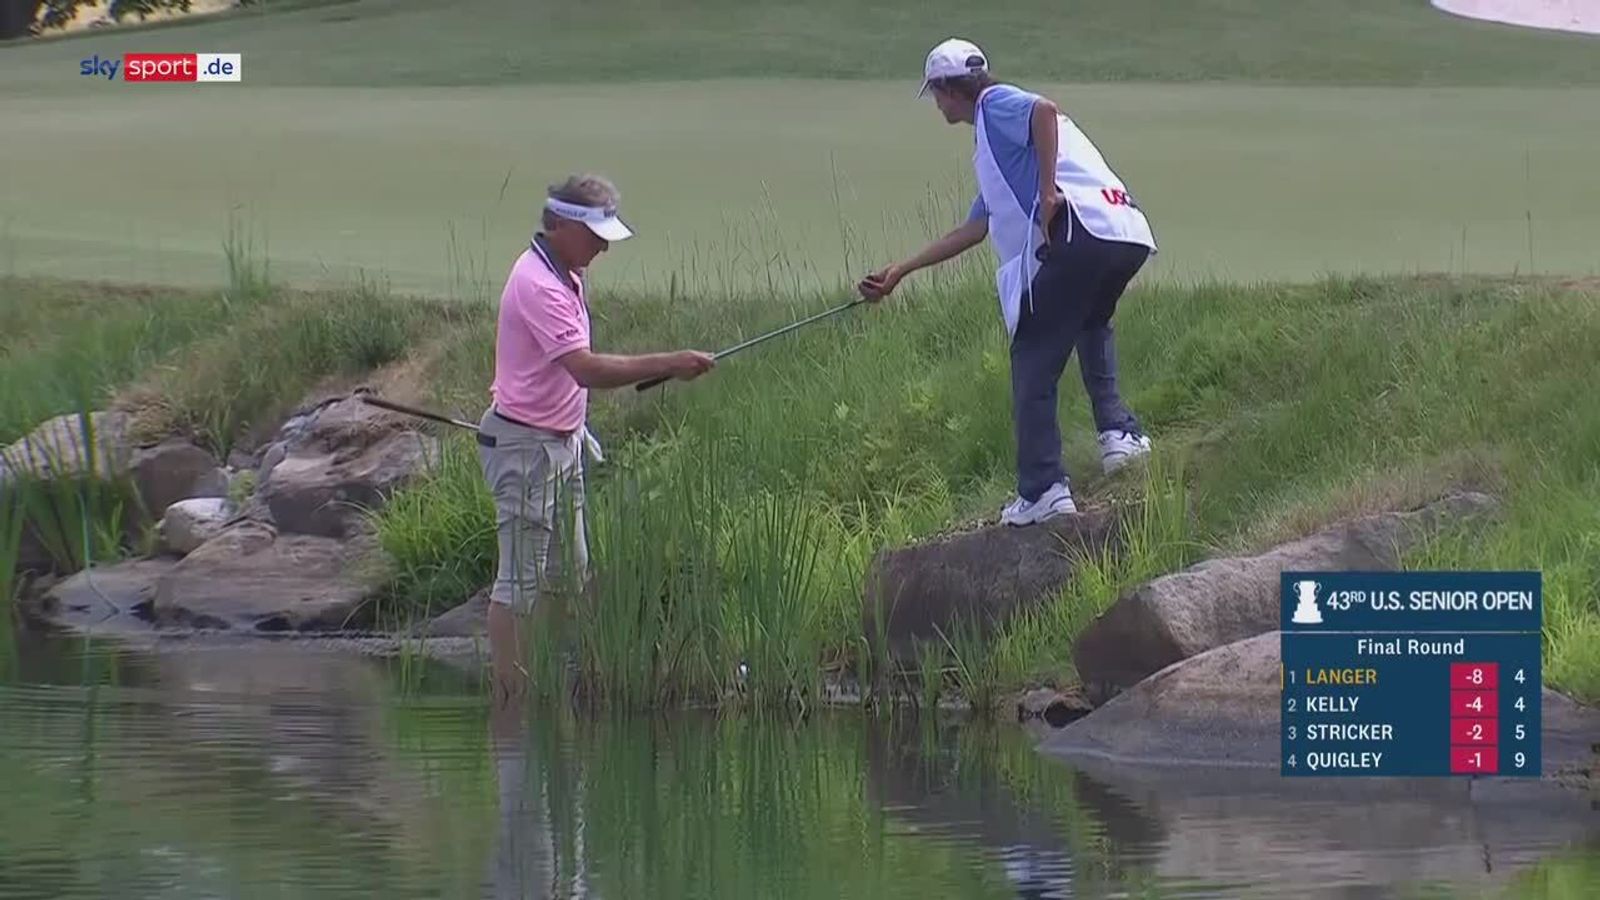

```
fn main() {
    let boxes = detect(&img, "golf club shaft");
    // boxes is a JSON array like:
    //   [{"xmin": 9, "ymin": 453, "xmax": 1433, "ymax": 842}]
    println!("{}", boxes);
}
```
[
  {"xmin": 635, "ymin": 299, "xmax": 864, "ymax": 391},
  {"xmin": 357, "ymin": 395, "xmax": 480, "ymax": 431}
]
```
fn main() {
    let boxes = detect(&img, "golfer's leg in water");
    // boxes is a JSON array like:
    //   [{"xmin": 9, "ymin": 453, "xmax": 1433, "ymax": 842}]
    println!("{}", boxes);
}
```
[
  {"xmin": 1075, "ymin": 241, "xmax": 1151, "ymax": 435},
  {"xmin": 478, "ymin": 411, "xmax": 588, "ymax": 686},
  {"xmin": 1009, "ymin": 210, "xmax": 1099, "ymax": 503}
]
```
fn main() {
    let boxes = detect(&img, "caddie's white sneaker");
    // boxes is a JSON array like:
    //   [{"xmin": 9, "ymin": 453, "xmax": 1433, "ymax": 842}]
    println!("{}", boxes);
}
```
[
  {"xmin": 1000, "ymin": 481, "xmax": 1077, "ymax": 527},
  {"xmin": 1098, "ymin": 430, "xmax": 1151, "ymax": 474}
]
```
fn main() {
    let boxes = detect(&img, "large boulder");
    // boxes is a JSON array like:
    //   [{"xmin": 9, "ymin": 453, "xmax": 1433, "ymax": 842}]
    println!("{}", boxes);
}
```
[
  {"xmin": 862, "ymin": 507, "xmax": 1121, "ymax": 662},
  {"xmin": 19, "ymin": 557, "xmax": 176, "ymax": 636},
  {"xmin": 415, "ymin": 588, "xmax": 490, "ymax": 638},
  {"xmin": 252, "ymin": 395, "xmax": 439, "ymax": 538},
  {"xmin": 158, "ymin": 497, "xmax": 234, "ymax": 556},
  {"xmin": 130, "ymin": 438, "xmax": 228, "ymax": 519},
  {"xmin": 1073, "ymin": 491, "xmax": 1500, "ymax": 704},
  {"xmin": 151, "ymin": 520, "xmax": 382, "ymax": 632},
  {"xmin": 1047, "ymin": 631, "xmax": 1284, "ymax": 767}
]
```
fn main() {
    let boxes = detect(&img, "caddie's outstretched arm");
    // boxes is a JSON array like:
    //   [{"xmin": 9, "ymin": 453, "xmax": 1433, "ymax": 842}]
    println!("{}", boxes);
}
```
[{"xmin": 857, "ymin": 216, "xmax": 988, "ymax": 301}]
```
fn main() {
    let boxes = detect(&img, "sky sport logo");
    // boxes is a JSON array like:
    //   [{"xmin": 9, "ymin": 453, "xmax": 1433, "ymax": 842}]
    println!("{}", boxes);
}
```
[{"xmin": 79, "ymin": 53, "xmax": 242, "ymax": 82}]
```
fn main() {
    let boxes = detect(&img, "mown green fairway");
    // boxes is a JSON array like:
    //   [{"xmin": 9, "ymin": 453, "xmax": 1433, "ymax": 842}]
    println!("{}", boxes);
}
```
[
  {"xmin": 8, "ymin": 0, "xmax": 1599, "ymax": 88},
  {"xmin": 4, "ymin": 81, "xmax": 1598, "ymax": 296},
  {"xmin": 2, "ymin": 1, "xmax": 1597, "ymax": 296}
]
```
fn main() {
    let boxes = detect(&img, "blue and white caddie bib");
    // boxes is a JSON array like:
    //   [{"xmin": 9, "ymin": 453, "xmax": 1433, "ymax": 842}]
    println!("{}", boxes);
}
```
[{"xmin": 968, "ymin": 83, "xmax": 1158, "ymax": 337}]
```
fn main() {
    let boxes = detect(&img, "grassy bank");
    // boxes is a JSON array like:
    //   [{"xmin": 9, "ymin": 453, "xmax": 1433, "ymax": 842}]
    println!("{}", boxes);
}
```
[
  {"xmin": 4, "ymin": 262, "xmax": 1598, "ymax": 709},
  {"xmin": 417, "ymin": 268, "xmax": 1600, "ymax": 709}
]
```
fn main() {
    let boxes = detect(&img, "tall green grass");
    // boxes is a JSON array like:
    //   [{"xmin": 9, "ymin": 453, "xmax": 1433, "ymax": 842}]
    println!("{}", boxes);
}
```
[
  {"xmin": 0, "ymin": 278, "xmax": 242, "ymax": 446},
  {"xmin": 556, "ymin": 432, "xmax": 849, "ymax": 712},
  {"xmin": 0, "ymin": 215, "xmax": 278, "ymax": 446},
  {"xmin": 986, "ymin": 451, "xmax": 1202, "ymax": 691},
  {"xmin": 367, "ymin": 433, "xmax": 496, "ymax": 625},
  {"xmin": 7, "ymin": 228, "xmax": 1599, "ymax": 709},
  {"xmin": 371, "ymin": 271, "xmax": 1600, "ymax": 708},
  {"xmin": 0, "ymin": 408, "xmax": 148, "ymax": 579},
  {"xmin": 119, "ymin": 282, "xmax": 466, "ymax": 459}
]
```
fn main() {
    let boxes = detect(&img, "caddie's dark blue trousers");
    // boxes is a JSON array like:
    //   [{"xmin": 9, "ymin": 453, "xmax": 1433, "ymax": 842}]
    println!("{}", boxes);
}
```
[{"xmin": 1010, "ymin": 204, "xmax": 1150, "ymax": 503}]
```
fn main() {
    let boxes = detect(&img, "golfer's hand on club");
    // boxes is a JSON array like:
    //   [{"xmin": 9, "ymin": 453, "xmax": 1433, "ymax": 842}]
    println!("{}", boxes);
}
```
[
  {"xmin": 668, "ymin": 350, "xmax": 716, "ymax": 381},
  {"xmin": 858, "ymin": 265, "xmax": 903, "ymax": 302}
]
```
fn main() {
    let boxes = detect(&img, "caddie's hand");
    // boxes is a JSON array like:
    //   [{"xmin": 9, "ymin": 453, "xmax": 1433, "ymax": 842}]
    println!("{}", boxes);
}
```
[
  {"xmin": 1040, "ymin": 189, "xmax": 1065, "ymax": 235},
  {"xmin": 858, "ymin": 265, "xmax": 902, "ymax": 302},
  {"xmin": 671, "ymin": 350, "xmax": 716, "ymax": 380}
]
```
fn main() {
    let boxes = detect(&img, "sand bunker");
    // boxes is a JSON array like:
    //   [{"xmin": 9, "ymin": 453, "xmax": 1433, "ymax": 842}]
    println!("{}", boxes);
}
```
[{"xmin": 1432, "ymin": 0, "xmax": 1600, "ymax": 35}]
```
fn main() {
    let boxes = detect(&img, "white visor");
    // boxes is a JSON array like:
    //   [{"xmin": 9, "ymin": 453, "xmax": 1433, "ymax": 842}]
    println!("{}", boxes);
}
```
[{"xmin": 545, "ymin": 197, "xmax": 634, "ymax": 241}]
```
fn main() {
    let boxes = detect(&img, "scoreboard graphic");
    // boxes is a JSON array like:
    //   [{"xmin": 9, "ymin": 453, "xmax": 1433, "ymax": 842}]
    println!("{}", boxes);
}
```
[{"xmin": 1280, "ymin": 571, "xmax": 1542, "ymax": 777}]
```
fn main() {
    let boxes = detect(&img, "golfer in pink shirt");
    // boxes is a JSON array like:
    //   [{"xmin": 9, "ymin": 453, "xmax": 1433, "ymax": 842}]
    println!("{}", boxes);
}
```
[{"xmin": 479, "ymin": 173, "xmax": 714, "ymax": 696}]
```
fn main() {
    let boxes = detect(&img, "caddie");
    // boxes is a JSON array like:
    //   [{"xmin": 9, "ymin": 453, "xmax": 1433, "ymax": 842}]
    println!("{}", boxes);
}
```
[
  {"xmin": 859, "ymin": 38, "xmax": 1158, "ymax": 526},
  {"xmin": 480, "ymin": 173, "xmax": 714, "ymax": 695}
]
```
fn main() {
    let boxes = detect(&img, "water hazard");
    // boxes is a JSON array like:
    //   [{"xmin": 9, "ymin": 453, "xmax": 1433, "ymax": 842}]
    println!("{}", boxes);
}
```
[{"xmin": 0, "ymin": 635, "xmax": 1595, "ymax": 899}]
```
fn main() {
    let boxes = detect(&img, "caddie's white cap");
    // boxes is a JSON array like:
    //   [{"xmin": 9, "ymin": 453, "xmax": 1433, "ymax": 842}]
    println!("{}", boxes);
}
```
[
  {"xmin": 545, "ymin": 196, "xmax": 634, "ymax": 241},
  {"xmin": 918, "ymin": 37, "xmax": 988, "ymax": 97}
]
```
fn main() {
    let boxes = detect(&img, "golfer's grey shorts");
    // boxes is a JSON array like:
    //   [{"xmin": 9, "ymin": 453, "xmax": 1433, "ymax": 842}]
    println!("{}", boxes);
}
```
[{"xmin": 476, "ymin": 407, "xmax": 588, "ymax": 613}]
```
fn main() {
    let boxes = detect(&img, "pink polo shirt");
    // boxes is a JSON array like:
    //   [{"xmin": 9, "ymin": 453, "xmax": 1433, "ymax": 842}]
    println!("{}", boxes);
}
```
[{"xmin": 489, "ymin": 243, "xmax": 590, "ymax": 433}]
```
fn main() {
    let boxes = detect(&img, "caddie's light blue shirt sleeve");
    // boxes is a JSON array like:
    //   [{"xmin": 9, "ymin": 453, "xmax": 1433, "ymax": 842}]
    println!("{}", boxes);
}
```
[
  {"xmin": 967, "ymin": 193, "xmax": 987, "ymax": 223},
  {"xmin": 977, "ymin": 84, "xmax": 1048, "ymax": 217},
  {"xmin": 980, "ymin": 84, "xmax": 1042, "ymax": 149}
]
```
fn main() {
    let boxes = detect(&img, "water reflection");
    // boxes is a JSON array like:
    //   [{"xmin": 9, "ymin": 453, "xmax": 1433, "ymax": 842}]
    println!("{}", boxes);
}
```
[{"xmin": 0, "ymin": 636, "xmax": 1594, "ymax": 899}]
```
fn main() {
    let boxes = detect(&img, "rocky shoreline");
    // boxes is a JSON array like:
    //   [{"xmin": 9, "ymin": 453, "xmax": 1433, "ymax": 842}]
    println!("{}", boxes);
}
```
[
  {"xmin": 7, "ymin": 389, "xmax": 437, "ymax": 635},
  {"xmin": 6, "ymin": 391, "xmax": 1596, "ymax": 793}
]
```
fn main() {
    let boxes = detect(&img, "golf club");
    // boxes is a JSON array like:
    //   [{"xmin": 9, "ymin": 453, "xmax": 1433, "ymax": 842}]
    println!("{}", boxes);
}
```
[
  {"xmin": 357, "ymin": 394, "xmax": 480, "ymax": 431},
  {"xmin": 634, "ymin": 297, "xmax": 867, "ymax": 391}
]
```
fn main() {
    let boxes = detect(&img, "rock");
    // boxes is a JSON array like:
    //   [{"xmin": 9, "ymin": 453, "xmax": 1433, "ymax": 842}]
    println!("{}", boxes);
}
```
[
  {"xmin": 226, "ymin": 447, "xmax": 256, "ymax": 472},
  {"xmin": 158, "ymin": 497, "xmax": 234, "ymax": 556},
  {"xmin": 20, "ymin": 558, "xmax": 176, "ymax": 635},
  {"xmin": 416, "ymin": 588, "xmax": 490, "ymax": 638},
  {"xmin": 1540, "ymin": 688, "xmax": 1600, "ymax": 784},
  {"xmin": 863, "ymin": 507, "xmax": 1121, "ymax": 662},
  {"xmin": 152, "ymin": 520, "xmax": 380, "ymax": 631},
  {"xmin": 1042, "ymin": 630, "xmax": 1600, "ymax": 780},
  {"xmin": 0, "ymin": 410, "xmax": 134, "ymax": 481},
  {"xmin": 1073, "ymin": 491, "xmax": 1500, "ymax": 704},
  {"xmin": 253, "ymin": 395, "xmax": 439, "ymax": 538},
  {"xmin": 130, "ymin": 438, "xmax": 227, "ymax": 518},
  {"xmin": 1048, "ymin": 631, "xmax": 1284, "ymax": 767},
  {"xmin": 1015, "ymin": 687, "xmax": 1093, "ymax": 729}
]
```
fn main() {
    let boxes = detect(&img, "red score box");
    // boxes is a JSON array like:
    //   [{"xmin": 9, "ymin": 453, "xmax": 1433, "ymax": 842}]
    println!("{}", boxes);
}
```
[
  {"xmin": 1450, "ymin": 662, "xmax": 1499, "ymax": 690},
  {"xmin": 1450, "ymin": 717, "xmax": 1499, "ymax": 744},
  {"xmin": 1451, "ymin": 745, "xmax": 1499, "ymax": 774},
  {"xmin": 1451, "ymin": 689, "xmax": 1499, "ymax": 717}
]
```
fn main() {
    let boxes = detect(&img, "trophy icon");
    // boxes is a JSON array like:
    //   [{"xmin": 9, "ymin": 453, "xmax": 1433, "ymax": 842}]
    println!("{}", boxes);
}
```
[{"xmin": 1291, "ymin": 579, "xmax": 1324, "ymax": 625}]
